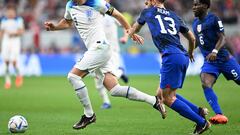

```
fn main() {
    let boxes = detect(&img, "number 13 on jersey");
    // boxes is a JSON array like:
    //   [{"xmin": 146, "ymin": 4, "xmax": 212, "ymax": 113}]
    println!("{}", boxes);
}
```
[{"xmin": 155, "ymin": 15, "xmax": 177, "ymax": 35}]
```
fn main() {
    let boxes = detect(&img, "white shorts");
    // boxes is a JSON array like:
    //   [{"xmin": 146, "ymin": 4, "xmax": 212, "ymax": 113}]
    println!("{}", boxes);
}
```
[
  {"xmin": 1, "ymin": 41, "xmax": 21, "ymax": 62},
  {"xmin": 74, "ymin": 42, "xmax": 115, "ymax": 83}
]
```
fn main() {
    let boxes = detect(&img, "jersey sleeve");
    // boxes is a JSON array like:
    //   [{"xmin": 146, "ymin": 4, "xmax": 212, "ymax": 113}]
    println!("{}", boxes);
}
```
[
  {"xmin": 137, "ymin": 9, "xmax": 146, "ymax": 25},
  {"xmin": 64, "ymin": 1, "xmax": 72, "ymax": 20},
  {"xmin": 213, "ymin": 15, "xmax": 224, "ymax": 33},
  {"xmin": 17, "ymin": 17, "xmax": 24, "ymax": 29},
  {"xmin": 96, "ymin": 1, "xmax": 114, "ymax": 15},
  {"xmin": 178, "ymin": 17, "xmax": 189, "ymax": 33}
]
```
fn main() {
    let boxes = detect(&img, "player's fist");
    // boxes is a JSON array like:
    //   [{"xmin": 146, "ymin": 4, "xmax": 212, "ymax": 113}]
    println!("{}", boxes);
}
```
[
  {"xmin": 119, "ymin": 36, "xmax": 128, "ymax": 44},
  {"xmin": 44, "ymin": 22, "xmax": 55, "ymax": 31},
  {"xmin": 206, "ymin": 52, "xmax": 217, "ymax": 61}
]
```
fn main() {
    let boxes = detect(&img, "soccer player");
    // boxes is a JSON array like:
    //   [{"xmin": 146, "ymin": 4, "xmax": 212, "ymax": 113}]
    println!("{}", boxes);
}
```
[
  {"xmin": 192, "ymin": 0, "xmax": 240, "ymax": 124},
  {"xmin": 0, "ymin": 5, "xmax": 24, "ymax": 89},
  {"xmin": 44, "ymin": 0, "xmax": 165, "ymax": 130},
  {"xmin": 128, "ymin": 0, "xmax": 211, "ymax": 134}
]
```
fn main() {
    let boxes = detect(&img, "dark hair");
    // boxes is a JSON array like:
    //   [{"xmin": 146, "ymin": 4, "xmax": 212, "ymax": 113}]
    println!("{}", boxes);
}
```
[
  {"xmin": 159, "ymin": 0, "xmax": 166, "ymax": 3},
  {"xmin": 199, "ymin": 0, "xmax": 211, "ymax": 8},
  {"xmin": 6, "ymin": 4, "xmax": 17, "ymax": 11}
]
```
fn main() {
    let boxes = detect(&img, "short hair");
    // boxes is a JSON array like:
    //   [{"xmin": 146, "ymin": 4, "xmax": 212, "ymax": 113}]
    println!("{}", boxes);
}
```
[
  {"xmin": 199, "ymin": 0, "xmax": 211, "ymax": 8},
  {"xmin": 159, "ymin": 0, "xmax": 166, "ymax": 3}
]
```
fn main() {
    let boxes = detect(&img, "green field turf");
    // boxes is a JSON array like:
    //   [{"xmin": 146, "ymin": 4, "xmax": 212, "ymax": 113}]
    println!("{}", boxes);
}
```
[{"xmin": 0, "ymin": 75, "xmax": 240, "ymax": 135}]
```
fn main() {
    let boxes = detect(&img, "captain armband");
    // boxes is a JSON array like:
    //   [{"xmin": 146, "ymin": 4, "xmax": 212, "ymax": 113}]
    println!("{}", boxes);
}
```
[{"xmin": 106, "ymin": 6, "xmax": 115, "ymax": 16}]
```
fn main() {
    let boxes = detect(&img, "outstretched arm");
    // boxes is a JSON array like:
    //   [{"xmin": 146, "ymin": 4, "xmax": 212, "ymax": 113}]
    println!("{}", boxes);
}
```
[
  {"xmin": 44, "ymin": 19, "xmax": 73, "ymax": 31},
  {"xmin": 110, "ymin": 9, "xmax": 144, "ymax": 44},
  {"xmin": 182, "ymin": 31, "xmax": 196, "ymax": 62}
]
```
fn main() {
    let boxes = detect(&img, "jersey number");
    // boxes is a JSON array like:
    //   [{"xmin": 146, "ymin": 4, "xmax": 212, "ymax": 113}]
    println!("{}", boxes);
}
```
[
  {"xmin": 199, "ymin": 35, "xmax": 204, "ymax": 45},
  {"xmin": 155, "ymin": 15, "xmax": 177, "ymax": 35}
]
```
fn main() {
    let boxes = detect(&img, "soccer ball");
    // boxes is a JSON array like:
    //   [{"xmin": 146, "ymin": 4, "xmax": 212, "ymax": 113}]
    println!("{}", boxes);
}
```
[{"xmin": 8, "ymin": 115, "xmax": 28, "ymax": 133}]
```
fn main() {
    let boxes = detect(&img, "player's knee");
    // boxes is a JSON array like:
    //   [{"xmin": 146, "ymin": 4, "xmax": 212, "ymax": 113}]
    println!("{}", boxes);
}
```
[
  {"xmin": 67, "ymin": 73, "xmax": 85, "ymax": 90},
  {"xmin": 201, "ymin": 79, "xmax": 213, "ymax": 88}
]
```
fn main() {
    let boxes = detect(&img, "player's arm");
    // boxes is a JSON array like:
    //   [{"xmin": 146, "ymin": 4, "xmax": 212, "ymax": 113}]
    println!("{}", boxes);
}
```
[
  {"xmin": 44, "ymin": 19, "xmax": 73, "ymax": 31},
  {"xmin": 206, "ymin": 17, "xmax": 226, "ymax": 61},
  {"xmin": 182, "ymin": 31, "xmax": 196, "ymax": 62},
  {"xmin": 108, "ymin": 8, "xmax": 144, "ymax": 44}
]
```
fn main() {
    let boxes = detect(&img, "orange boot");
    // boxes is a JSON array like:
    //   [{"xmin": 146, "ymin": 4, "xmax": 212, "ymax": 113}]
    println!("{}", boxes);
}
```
[
  {"xmin": 209, "ymin": 114, "xmax": 228, "ymax": 124},
  {"xmin": 15, "ymin": 76, "xmax": 23, "ymax": 88},
  {"xmin": 4, "ymin": 82, "xmax": 11, "ymax": 89}
]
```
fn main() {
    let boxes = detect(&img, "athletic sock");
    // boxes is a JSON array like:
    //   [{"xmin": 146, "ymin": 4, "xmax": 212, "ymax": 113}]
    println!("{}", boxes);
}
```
[
  {"xmin": 176, "ymin": 94, "xmax": 199, "ymax": 114},
  {"xmin": 170, "ymin": 99, "xmax": 206, "ymax": 126},
  {"xmin": 97, "ymin": 85, "xmax": 111, "ymax": 104},
  {"xmin": 68, "ymin": 73, "xmax": 94, "ymax": 117},
  {"xmin": 110, "ymin": 84, "xmax": 156, "ymax": 105},
  {"xmin": 204, "ymin": 87, "xmax": 222, "ymax": 114}
]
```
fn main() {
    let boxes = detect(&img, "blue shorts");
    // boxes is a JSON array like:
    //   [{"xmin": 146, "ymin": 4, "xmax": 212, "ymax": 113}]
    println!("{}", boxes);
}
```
[
  {"xmin": 160, "ymin": 53, "xmax": 189, "ymax": 89},
  {"xmin": 201, "ymin": 57, "xmax": 240, "ymax": 81}
]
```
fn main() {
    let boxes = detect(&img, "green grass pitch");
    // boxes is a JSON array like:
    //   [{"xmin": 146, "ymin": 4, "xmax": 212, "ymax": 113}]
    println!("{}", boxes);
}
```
[{"xmin": 0, "ymin": 75, "xmax": 240, "ymax": 135}]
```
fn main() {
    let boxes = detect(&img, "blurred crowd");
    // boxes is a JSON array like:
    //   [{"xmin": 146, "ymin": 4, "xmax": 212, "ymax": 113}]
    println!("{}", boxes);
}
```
[{"xmin": 0, "ymin": 0, "xmax": 240, "ymax": 62}]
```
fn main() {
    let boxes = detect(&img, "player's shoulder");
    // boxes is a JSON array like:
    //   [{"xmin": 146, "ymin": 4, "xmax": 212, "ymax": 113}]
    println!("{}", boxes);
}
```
[{"xmin": 66, "ymin": 0, "xmax": 76, "ymax": 9}]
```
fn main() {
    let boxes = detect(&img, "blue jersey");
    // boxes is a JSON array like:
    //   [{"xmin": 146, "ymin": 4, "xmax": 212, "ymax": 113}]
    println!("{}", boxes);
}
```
[
  {"xmin": 192, "ymin": 12, "xmax": 230, "ymax": 62},
  {"xmin": 137, "ymin": 7, "xmax": 189, "ymax": 55}
]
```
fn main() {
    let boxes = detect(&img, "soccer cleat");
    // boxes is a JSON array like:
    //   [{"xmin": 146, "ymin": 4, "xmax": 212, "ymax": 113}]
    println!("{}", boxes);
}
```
[
  {"xmin": 4, "ymin": 82, "xmax": 11, "ymax": 89},
  {"xmin": 15, "ymin": 76, "xmax": 23, "ymax": 88},
  {"xmin": 120, "ymin": 74, "xmax": 129, "ymax": 84},
  {"xmin": 193, "ymin": 120, "xmax": 211, "ymax": 134},
  {"xmin": 153, "ymin": 96, "xmax": 167, "ymax": 119},
  {"xmin": 73, "ymin": 114, "xmax": 96, "ymax": 130},
  {"xmin": 199, "ymin": 107, "xmax": 209, "ymax": 119},
  {"xmin": 101, "ymin": 103, "xmax": 111, "ymax": 109},
  {"xmin": 209, "ymin": 114, "xmax": 228, "ymax": 124}
]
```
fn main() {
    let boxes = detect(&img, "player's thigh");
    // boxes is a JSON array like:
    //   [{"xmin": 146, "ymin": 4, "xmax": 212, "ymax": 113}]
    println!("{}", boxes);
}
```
[
  {"xmin": 221, "ymin": 57, "xmax": 240, "ymax": 83},
  {"xmin": 160, "ymin": 54, "xmax": 189, "ymax": 89},
  {"xmin": 1, "ymin": 43, "xmax": 10, "ymax": 61},
  {"xmin": 10, "ymin": 44, "xmax": 21, "ymax": 63}
]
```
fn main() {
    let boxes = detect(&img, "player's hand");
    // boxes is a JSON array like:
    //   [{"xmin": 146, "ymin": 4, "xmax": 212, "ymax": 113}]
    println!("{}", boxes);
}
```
[
  {"xmin": 119, "ymin": 36, "xmax": 128, "ymax": 44},
  {"xmin": 189, "ymin": 53, "xmax": 195, "ymax": 62},
  {"xmin": 44, "ymin": 22, "xmax": 55, "ymax": 31},
  {"xmin": 206, "ymin": 52, "xmax": 217, "ymax": 61},
  {"xmin": 131, "ymin": 34, "xmax": 144, "ymax": 45}
]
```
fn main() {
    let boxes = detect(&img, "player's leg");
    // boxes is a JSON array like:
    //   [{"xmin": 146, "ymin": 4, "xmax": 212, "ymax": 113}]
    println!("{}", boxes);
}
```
[
  {"xmin": 176, "ymin": 94, "xmax": 209, "ymax": 118},
  {"xmin": 67, "ymin": 67, "xmax": 95, "ymax": 130},
  {"xmin": 12, "ymin": 43, "xmax": 23, "ymax": 87},
  {"xmin": 103, "ymin": 72, "xmax": 166, "ymax": 118},
  {"xmin": 4, "ymin": 60, "xmax": 11, "ymax": 89},
  {"xmin": 94, "ymin": 77, "xmax": 111, "ymax": 109},
  {"xmin": 12, "ymin": 60, "xmax": 23, "ymax": 88},
  {"xmin": 201, "ymin": 73, "xmax": 228, "ymax": 124}
]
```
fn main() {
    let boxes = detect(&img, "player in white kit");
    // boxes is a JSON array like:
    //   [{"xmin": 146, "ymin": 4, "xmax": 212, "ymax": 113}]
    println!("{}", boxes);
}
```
[
  {"xmin": 0, "ymin": 5, "xmax": 24, "ymax": 89},
  {"xmin": 44, "ymin": 0, "xmax": 165, "ymax": 130}
]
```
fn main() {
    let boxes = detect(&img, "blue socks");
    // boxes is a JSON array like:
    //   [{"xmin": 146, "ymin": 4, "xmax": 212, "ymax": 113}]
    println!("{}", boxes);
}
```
[
  {"xmin": 204, "ymin": 87, "xmax": 222, "ymax": 114},
  {"xmin": 176, "ymin": 94, "xmax": 199, "ymax": 114},
  {"xmin": 170, "ymin": 99, "xmax": 206, "ymax": 126}
]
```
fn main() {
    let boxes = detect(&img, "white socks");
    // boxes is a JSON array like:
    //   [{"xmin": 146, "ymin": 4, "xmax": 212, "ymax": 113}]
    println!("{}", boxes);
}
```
[
  {"xmin": 95, "ymin": 78, "xmax": 111, "ymax": 104},
  {"xmin": 110, "ymin": 84, "xmax": 156, "ymax": 105},
  {"xmin": 68, "ymin": 73, "xmax": 94, "ymax": 117}
]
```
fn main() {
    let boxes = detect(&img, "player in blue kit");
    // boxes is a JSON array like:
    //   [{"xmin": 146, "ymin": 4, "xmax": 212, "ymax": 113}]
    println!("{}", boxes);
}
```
[
  {"xmin": 192, "ymin": 0, "xmax": 240, "ymax": 124},
  {"xmin": 128, "ymin": 0, "xmax": 210, "ymax": 134}
]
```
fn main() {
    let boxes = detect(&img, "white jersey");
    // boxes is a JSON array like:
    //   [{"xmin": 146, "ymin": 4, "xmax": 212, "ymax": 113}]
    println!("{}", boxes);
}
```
[
  {"xmin": 0, "ymin": 17, "xmax": 24, "ymax": 61},
  {"xmin": 0, "ymin": 17, "xmax": 24, "ymax": 46},
  {"xmin": 64, "ymin": 0, "xmax": 111, "ymax": 48},
  {"xmin": 103, "ymin": 15, "xmax": 120, "ymax": 53}
]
